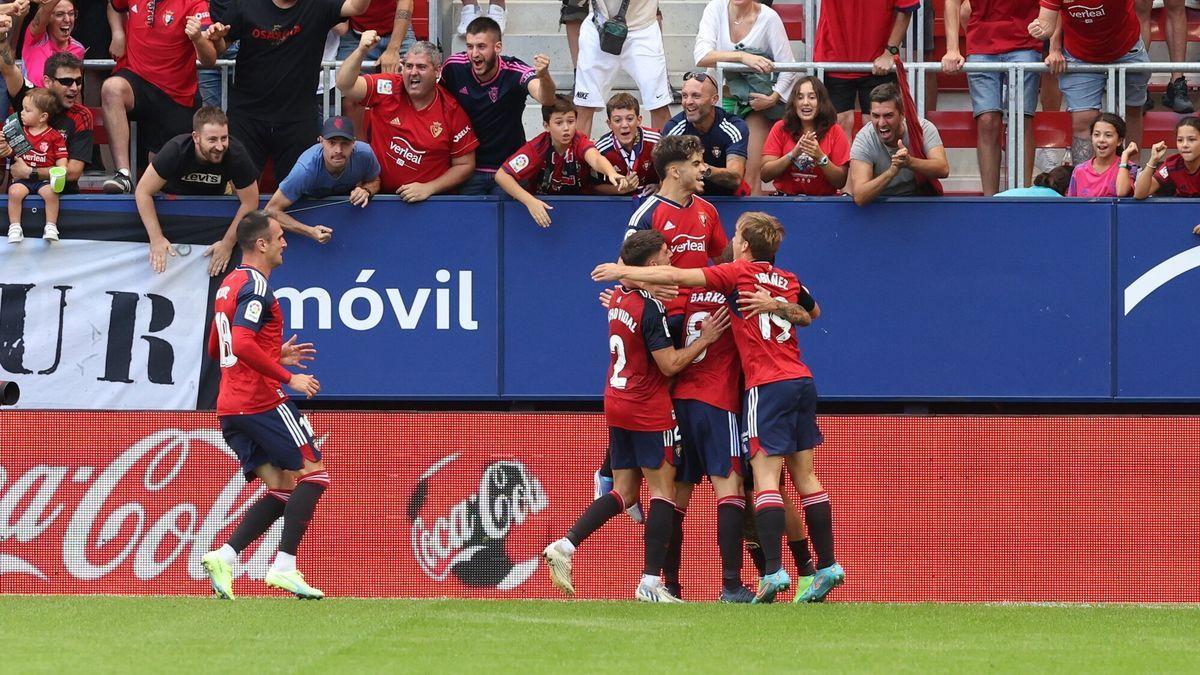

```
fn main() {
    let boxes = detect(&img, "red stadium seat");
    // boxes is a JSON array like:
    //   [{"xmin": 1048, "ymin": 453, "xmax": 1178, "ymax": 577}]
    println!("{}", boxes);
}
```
[
  {"xmin": 88, "ymin": 106, "xmax": 108, "ymax": 146},
  {"xmin": 1032, "ymin": 111, "xmax": 1072, "ymax": 149},
  {"xmin": 1144, "ymin": 111, "xmax": 1185, "ymax": 147},
  {"xmin": 926, "ymin": 110, "xmax": 978, "ymax": 148},
  {"xmin": 775, "ymin": 2, "xmax": 805, "ymax": 42}
]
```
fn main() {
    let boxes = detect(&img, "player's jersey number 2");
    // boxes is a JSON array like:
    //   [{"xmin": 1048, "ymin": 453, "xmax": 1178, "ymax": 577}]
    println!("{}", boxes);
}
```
[{"xmin": 609, "ymin": 335, "xmax": 628, "ymax": 389}]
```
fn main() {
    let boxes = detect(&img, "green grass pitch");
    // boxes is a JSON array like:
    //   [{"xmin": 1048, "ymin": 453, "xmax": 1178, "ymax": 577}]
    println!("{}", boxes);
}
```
[{"xmin": 5, "ymin": 597, "xmax": 1199, "ymax": 672}]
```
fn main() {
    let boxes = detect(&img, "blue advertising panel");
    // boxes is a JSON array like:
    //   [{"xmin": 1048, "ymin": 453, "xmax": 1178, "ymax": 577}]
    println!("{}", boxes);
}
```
[
  {"xmin": 270, "ymin": 198, "xmax": 500, "ymax": 398},
  {"xmin": 501, "ymin": 197, "xmax": 641, "ymax": 398},
  {"xmin": 709, "ymin": 198, "xmax": 1114, "ymax": 399},
  {"xmin": 1116, "ymin": 202, "xmax": 1200, "ymax": 399}
]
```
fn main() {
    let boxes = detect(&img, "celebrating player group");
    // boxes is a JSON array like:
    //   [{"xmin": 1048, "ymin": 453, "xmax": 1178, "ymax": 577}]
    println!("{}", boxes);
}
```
[{"xmin": 542, "ymin": 135, "xmax": 845, "ymax": 604}]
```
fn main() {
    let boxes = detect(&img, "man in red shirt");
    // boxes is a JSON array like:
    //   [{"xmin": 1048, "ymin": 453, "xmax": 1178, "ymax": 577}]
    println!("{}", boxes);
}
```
[
  {"xmin": 942, "ymin": 0, "xmax": 1041, "ymax": 196},
  {"xmin": 814, "ymin": 0, "xmax": 919, "ymax": 135},
  {"xmin": 592, "ymin": 211, "xmax": 845, "ymax": 604},
  {"xmin": 100, "ymin": 0, "xmax": 216, "ymax": 194},
  {"xmin": 337, "ymin": 31, "xmax": 479, "ymax": 200},
  {"xmin": 542, "ymin": 229, "xmax": 730, "ymax": 603},
  {"xmin": 1030, "ymin": 0, "xmax": 1147, "ymax": 160},
  {"xmin": 199, "ymin": 211, "xmax": 331, "ymax": 601}
]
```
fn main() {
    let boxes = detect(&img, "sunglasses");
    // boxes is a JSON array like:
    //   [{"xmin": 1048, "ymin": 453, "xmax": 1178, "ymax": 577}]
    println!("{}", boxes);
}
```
[
  {"xmin": 682, "ymin": 71, "xmax": 711, "ymax": 84},
  {"xmin": 52, "ymin": 76, "xmax": 84, "ymax": 87}
]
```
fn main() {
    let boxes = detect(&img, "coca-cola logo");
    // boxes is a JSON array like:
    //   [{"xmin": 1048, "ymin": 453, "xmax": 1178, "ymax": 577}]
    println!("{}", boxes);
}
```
[
  {"xmin": 408, "ymin": 455, "xmax": 548, "ymax": 590},
  {"xmin": 0, "ymin": 429, "xmax": 325, "ymax": 584}
]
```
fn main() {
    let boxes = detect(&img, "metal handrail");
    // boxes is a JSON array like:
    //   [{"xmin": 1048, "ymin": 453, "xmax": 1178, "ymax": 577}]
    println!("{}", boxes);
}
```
[{"xmin": 720, "ymin": 60, "xmax": 1195, "ymax": 189}]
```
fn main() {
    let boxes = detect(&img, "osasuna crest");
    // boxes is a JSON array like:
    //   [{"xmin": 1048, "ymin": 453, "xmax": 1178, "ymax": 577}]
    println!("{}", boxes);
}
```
[
  {"xmin": 699, "ymin": 212, "xmax": 708, "ymax": 227},
  {"xmin": 713, "ymin": 147, "xmax": 722, "ymax": 158},
  {"xmin": 488, "ymin": 86, "xmax": 499, "ymax": 103},
  {"xmin": 430, "ymin": 121, "xmax": 444, "ymax": 138},
  {"xmin": 163, "ymin": 10, "xmax": 175, "ymax": 24}
]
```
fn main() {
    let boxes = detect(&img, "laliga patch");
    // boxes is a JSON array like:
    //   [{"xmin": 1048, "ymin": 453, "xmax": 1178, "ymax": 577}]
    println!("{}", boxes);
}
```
[
  {"xmin": 509, "ymin": 154, "xmax": 529, "ymax": 171},
  {"xmin": 377, "ymin": 78, "xmax": 394, "ymax": 95},
  {"xmin": 244, "ymin": 300, "xmax": 263, "ymax": 323}
]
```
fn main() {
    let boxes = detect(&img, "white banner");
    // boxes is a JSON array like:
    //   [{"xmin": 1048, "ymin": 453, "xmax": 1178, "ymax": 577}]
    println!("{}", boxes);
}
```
[{"xmin": 0, "ymin": 240, "xmax": 209, "ymax": 409}]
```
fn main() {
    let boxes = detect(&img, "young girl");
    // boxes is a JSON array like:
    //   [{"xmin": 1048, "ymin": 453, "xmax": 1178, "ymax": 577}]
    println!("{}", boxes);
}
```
[
  {"xmin": 759, "ymin": 76, "xmax": 850, "ymax": 196},
  {"xmin": 1135, "ymin": 116, "xmax": 1200, "ymax": 199},
  {"xmin": 1067, "ymin": 113, "xmax": 1138, "ymax": 197},
  {"xmin": 7, "ymin": 88, "xmax": 68, "ymax": 244}
]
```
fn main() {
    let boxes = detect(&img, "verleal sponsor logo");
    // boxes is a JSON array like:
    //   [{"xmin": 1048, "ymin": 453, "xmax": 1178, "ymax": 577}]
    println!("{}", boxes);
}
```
[
  {"xmin": 388, "ymin": 136, "xmax": 427, "ymax": 167},
  {"xmin": 408, "ymin": 454, "xmax": 548, "ymax": 590}
]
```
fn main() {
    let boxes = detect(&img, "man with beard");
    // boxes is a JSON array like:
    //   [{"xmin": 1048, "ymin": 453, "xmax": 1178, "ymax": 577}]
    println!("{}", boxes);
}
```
[
  {"xmin": 136, "ymin": 106, "xmax": 260, "ymax": 276},
  {"xmin": 847, "ymin": 83, "xmax": 947, "ymax": 206},
  {"xmin": 0, "ymin": 51, "xmax": 94, "ymax": 190},
  {"xmin": 661, "ymin": 72, "xmax": 749, "ymax": 196},
  {"xmin": 440, "ymin": 16, "xmax": 556, "ymax": 195},
  {"xmin": 264, "ymin": 116, "xmax": 381, "ymax": 245},
  {"xmin": 337, "ymin": 31, "xmax": 479, "ymax": 200}
]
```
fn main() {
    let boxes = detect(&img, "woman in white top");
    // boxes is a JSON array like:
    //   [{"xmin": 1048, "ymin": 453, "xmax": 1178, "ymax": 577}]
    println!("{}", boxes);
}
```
[{"xmin": 694, "ymin": 0, "xmax": 798, "ymax": 195}]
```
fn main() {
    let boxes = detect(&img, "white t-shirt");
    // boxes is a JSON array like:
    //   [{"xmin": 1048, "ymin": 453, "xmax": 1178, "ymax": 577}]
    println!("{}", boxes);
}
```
[
  {"xmin": 694, "ymin": 0, "xmax": 797, "ymax": 101},
  {"xmin": 592, "ymin": 0, "xmax": 659, "ymax": 33}
]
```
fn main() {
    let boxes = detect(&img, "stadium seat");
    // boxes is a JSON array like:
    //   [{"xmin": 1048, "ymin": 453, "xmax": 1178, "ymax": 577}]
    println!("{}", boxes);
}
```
[
  {"xmin": 1143, "ymin": 111, "xmax": 1185, "ymax": 147},
  {"xmin": 775, "ymin": 3, "xmax": 805, "ymax": 42},
  {"xmin": 1032, "ymin": 111, "xmax": 1072, "ymax": 149},
  {"xmin": 926, "ymin": 110, "xmax": 978, "ymax": 148}
]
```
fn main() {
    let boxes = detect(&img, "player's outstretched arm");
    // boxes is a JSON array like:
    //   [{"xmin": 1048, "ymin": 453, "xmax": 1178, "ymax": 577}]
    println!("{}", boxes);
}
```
[
  {"xmin": 591, "ymin": 262, "xmax": 707, "ymax": 288},
  {"xmin": 265, "ymin": 190, "xmax": 332, "ymax": 244},
  {"xmin": 651, "ymin": 306, "xmax": 732, "ymax": 376},
  {"xmin": 230, "ymin": 327, "xmax": 320, "ymax": 398}
]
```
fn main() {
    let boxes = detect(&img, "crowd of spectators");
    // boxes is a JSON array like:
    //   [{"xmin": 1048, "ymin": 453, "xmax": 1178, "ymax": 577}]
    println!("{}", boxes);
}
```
[{"xmin": 0, "ymin": 0, "xmax": 1196, "ymax": 261}]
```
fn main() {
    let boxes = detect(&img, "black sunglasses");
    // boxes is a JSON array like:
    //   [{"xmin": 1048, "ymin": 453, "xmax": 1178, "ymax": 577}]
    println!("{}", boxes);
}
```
[
  {"xmin": 52, "ymin": 76, "xmax": 84, "ymax": 88},
  {"xmin": 682, "ymin": 71, "xmax": 711, "ymax": 84}
]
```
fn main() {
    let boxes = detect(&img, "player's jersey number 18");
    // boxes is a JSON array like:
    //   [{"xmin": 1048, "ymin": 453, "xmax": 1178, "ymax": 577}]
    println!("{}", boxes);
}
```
[{"xmin": 214, "ymin": 313, "xmax": 238, "ymax": 368}]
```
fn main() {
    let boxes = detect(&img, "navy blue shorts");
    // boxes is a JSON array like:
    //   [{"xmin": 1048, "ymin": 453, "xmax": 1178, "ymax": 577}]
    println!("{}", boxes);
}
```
[
  {"xmin": 220, "ymin": 400, "xmax": 320, "ymax": 480},
  {"xmin": 609, "ymin": 426, "xmax": 678, "ymax": 471},
  {"xmin": 675, "ymin": 398, "xmax": 743, "ymax": 483},
  {"xmin": 744, "ymin": 378, "xmax": 823, "ymax": 457}
]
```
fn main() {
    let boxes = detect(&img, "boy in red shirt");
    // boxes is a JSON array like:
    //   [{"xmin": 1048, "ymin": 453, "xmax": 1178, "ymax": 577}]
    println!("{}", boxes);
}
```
[
  {"xmin": 495, "ymin": 94, "xmax": 632, "ymax": 227},
  {"xmin": 8, "ymin": 88, "xmax": 68, "ymax": 243}
]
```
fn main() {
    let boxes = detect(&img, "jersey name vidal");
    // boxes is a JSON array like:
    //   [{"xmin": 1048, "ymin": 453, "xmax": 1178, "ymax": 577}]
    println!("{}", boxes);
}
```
[
  {"xmin": 604, "ymin": 287, "xmax": 676, "ymax": 431},
  {"xmin": 212, "ymin": 266, "xmax": 288, "ymax": 415}
]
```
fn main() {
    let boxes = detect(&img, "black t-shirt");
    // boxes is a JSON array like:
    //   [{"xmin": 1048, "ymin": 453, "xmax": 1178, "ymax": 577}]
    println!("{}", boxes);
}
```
[
  {"xmin": 151, "ymin": 133, "xmax": 259, "ymax": 195},
  {"xmin": 72, "ymin": 0, "xmax": 115, "ymax": 58},
  {"xmin": 223, "ymin": 0, "xmax": 344, "ymax": 121}
]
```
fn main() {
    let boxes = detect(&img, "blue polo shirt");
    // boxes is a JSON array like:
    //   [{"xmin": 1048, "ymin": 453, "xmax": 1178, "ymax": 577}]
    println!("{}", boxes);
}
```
[
  {"xmin": 661, "ymin": 107, "xmax": 750, "ymax": 196},
  {"xmin": 278, "ymin": 141, "xmax": 381, "ymax": 201}
]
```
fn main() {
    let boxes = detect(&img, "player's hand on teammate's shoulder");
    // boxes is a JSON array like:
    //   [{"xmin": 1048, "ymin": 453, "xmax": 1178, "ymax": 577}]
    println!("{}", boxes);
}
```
[
  {"xmin": 149, "ymin": 237, "xmax": 177, "ymax": 274},
  {"xmin": 288, "ymin": 373, "xmax": 321, "ymax": 398},
  {"xmin": 645, "ymin": 282, "xmax": 678, "ymax": 303},
  {"xmin": 204, "ymin": 239, "xmax": 235, "ymax": 276},
  {"xmin": 598, "ymin": 287, "xmax": 614, "ymax": 307},
  {"xmin": 736, "ymin": 284, "xmax": 777, "ymax": 318},
  {"xmin": 1192, "ymin": 223, "xmax": 1200, "ymax": 235},
  {"xmin": 308, "ymin": 225, "xmax": 333, "ymax": 244},
  {"xmin": 526, "ymin": 199, "xmax": 554, "ymax": 227},
  {"xmin": 697, "ymin": 306, "xmax": 731, "ymax": 344},
  {"xmin": 280, "ymin": 334, "xmax": 317, "ymax": 368},
  {"xmin": 591, "ymin": 262, "xmax": 624, "ymax": 281}
]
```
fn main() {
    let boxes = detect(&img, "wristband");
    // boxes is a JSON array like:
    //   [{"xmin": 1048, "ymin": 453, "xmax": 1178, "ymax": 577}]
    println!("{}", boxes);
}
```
[
  {"xmin": 1119, "ymin": 163, "xmax": 1131, "ymax": 170},
  {"xmin": 817, "ymin": 156, "xmax": 830, "ymax": 167}
]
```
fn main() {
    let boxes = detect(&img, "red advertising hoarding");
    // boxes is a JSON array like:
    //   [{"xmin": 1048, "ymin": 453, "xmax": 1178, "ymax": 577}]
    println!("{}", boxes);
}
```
[{"xmin": 1, "ymin": 412, "xmax": 1196, "ymax": 602}]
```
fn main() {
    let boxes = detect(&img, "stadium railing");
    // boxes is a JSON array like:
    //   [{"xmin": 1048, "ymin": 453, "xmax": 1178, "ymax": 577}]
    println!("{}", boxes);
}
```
[{"xmin": 720, "ymin": 60, "xmax": 1200, "ymax": 190}]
